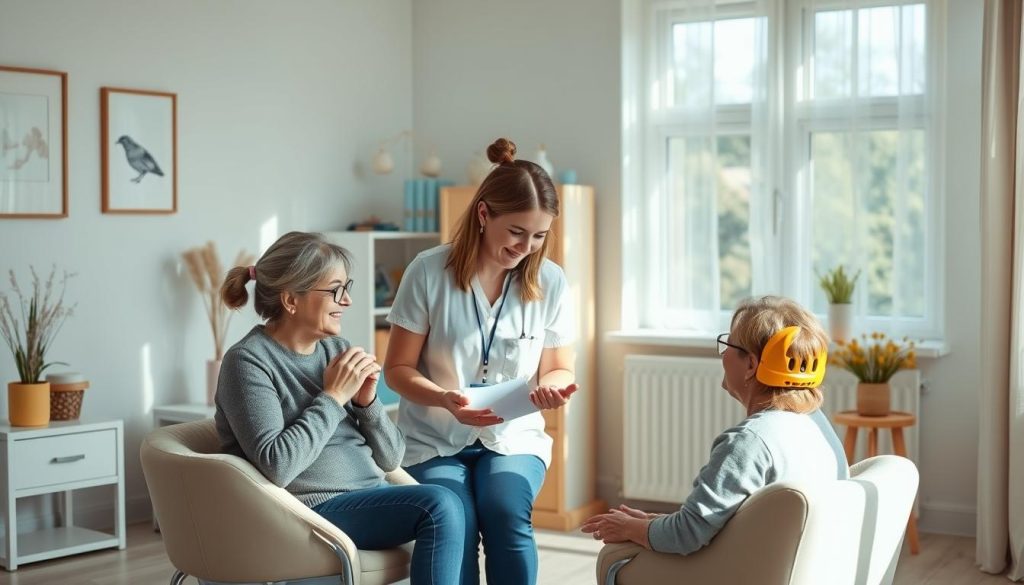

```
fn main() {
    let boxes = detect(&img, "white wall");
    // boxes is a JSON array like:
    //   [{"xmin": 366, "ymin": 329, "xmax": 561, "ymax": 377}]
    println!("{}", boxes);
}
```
[
  {"xmin": 0, "ymin": 0, "xmax": 412, "ymax": 528},
  {"xmin": 414, "ymin": 0, "xmax": 985, "ymax": 536}
]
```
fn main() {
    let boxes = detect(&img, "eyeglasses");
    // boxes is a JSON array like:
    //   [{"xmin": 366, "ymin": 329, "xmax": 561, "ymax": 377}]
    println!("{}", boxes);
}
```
[
  {"xmin": 310, "ymin": 279, "xmax": 354, "ymax": 304},
  {"xmin": 717, "ymin": 333, "xmax": 748, "ymax": 356}
]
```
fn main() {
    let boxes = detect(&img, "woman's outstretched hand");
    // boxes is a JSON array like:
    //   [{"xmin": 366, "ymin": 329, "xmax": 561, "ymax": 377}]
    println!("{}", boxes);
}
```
[
  {"xmin": 441, "ymin": 390, "xmax": 504, "ymax": 426},
  {"xmin": 581, "ymin": 508, "xmax": 651, "ymax": 548},
  {"xmin": 323, "ymin": 347, "xmax": 380, "ymax": 407},
  {"xmin": 529, "ymin": 383, "xmax": 578, "ymax": 410}
]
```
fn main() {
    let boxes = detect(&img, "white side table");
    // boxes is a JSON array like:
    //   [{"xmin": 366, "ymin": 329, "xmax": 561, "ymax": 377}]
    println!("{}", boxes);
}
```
[
  {"xmin": 153, "ymin": 403, "xmax": 216, "ymax": 427},
  {"xmin": 0, "ymin": 419, "xmax": 126, "ymax": 570}
]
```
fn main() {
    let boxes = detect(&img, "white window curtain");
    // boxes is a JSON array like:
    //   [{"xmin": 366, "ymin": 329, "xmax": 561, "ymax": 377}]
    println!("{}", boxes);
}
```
[
  {"xmin": 977, "ymin": 0, "xmax": 1024, "ymax": 579},
  {"xmin": 623, "ymin": 0, "xmax": 945, "ymax": 339}
]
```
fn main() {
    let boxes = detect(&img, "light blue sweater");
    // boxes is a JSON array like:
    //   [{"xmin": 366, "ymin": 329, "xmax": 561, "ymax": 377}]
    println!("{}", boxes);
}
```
[{"xmin": 648, "ymin": 409, "xmax": 849, "ymax": 555}]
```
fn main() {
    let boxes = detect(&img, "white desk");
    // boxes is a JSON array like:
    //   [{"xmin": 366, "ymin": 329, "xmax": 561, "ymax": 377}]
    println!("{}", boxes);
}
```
[{"xmin": 0, "ymin": 419, "xmax": 126, "ymax": 570}]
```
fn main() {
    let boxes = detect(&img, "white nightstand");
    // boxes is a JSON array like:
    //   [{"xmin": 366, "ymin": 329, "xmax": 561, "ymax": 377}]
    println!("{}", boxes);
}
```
[
  {"xmin": 0, "ymin": 419, "xmax": 126, "ymax": 570},
  {"xmin": 153, "ymin": 403, "xmax": 216, "ymax": 427}
]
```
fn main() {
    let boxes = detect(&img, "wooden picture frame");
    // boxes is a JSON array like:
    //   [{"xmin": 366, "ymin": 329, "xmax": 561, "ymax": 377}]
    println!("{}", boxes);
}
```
[
  {"xmin": 0, "ymin": 65, "xmax": 68, "ymax": 219},
  {"xmin": 101, "ymin": 87, "xmax": 177, "ymax": 214}
]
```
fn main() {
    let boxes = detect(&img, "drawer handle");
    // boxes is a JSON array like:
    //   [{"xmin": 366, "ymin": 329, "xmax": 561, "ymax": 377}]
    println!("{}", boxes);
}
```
[{"xmin": 51, "ymin": 455, "xmax": 86, "ymax": 464}]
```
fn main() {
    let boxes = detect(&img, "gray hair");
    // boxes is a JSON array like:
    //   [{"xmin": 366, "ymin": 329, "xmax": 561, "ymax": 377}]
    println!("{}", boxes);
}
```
[{"xmin": 221, "ymin": 231, "xmax": 352, "ymax": 321}]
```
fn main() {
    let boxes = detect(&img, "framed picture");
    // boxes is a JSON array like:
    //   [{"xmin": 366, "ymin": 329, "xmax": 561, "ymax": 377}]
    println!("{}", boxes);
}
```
[
  {"xmin": 0, "ymin": 65, "xmax": 68, "ymax": 219},
  {"xmin": 101, "ymin": 87, "xmax": 177, "ymax": 214}
]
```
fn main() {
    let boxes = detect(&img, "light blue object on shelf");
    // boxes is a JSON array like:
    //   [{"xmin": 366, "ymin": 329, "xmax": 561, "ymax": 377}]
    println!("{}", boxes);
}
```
[
  {"xmin": 414, "ymin": 180, "xmax": 429, "ymax": 232},
  {"xmin": 403, "ymin": 179, "xmax": 455, "ymax": 233},
  {"xmin": 558, "ymin": 169, "xmax": 578, "ymax": 184},
  {"xmin": 423, "ymin": 179, "xmax": 437, "ymax": 232},
  {"xmin": 403, "ymin": 181, "xmax": 416, "ymax": 232}
]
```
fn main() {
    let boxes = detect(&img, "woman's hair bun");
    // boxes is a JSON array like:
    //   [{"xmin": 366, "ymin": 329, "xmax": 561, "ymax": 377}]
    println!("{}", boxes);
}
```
[{"xmin": 486, "ymin": 138, "xmax": 517, "ymax": 165}]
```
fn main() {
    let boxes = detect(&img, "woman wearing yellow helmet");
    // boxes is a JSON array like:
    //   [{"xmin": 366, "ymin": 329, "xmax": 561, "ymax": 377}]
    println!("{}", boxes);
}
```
[{"xmin": 582, "ymin": 296, "xmax": 848, "ymax": 554}]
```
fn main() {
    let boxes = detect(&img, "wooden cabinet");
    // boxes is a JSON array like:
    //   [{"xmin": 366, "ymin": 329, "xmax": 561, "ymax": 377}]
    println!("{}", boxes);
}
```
[{"xmin": 440, "ymin": 184, "xmax": 605, "ymax": 530}]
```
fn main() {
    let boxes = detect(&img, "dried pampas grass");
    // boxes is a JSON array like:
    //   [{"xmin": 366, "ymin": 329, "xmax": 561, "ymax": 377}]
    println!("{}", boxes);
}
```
[{"xmin": 182, "ymin": 242, "xmax": 254, "ymax": 360}]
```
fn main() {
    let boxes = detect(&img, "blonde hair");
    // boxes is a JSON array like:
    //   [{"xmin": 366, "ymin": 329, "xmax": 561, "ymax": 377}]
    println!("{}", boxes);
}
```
[
  {"xmin": 221, "ymin": 231, "xmax": 351, "ymax": 322},
  {"xmin": 730, "ymin": 296, "xmax": 830, "ymax": 414},
  {"xmin": 445, "ymin": 137, "xmax": 559, "ymax": 302}
]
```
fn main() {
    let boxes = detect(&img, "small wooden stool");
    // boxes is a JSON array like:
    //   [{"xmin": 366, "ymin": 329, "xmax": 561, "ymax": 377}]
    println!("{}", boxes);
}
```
[{"xmin": 833, "ymin": 410, "xmax": 920, "ymax": 555}]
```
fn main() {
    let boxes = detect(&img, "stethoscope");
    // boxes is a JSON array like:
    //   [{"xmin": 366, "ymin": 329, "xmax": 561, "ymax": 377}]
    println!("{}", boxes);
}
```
[{"xmin": 471, "ymin": 275, "xmax": 535, "ymax": 384}]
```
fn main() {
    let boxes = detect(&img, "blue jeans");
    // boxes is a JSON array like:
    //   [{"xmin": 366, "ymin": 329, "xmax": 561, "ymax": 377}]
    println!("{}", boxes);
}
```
[
  {"xmin": 312, "ymin": 484, "xmax": 464, "ymax": 585},
  {"xmin": 405, "ymin": 441, "xmax": 547, "ymax": 585}
]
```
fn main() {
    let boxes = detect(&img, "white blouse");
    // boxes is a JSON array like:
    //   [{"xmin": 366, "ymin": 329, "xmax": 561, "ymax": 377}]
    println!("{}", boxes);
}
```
[{"xmin": 386, "ymin": 244, "xmax": 576, "ymax": 468}]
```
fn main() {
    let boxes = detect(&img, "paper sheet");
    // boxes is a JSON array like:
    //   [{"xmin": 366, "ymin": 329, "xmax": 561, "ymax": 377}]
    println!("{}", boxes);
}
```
[{"xmin": 465, "ymin": 378, "xmax": 538, "ymax": 421}]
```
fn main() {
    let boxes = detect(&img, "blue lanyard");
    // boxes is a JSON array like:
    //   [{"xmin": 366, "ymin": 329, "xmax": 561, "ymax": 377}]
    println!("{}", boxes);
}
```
[{"xmin": 472, "ymin": 275, "xmax": 513, "ymax": 384}]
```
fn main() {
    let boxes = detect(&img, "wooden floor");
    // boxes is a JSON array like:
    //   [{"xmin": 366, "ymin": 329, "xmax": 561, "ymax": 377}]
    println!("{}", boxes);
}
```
[{"xmin": 0, "ymin": 522, "xmax": 1011, "ymax": 584}]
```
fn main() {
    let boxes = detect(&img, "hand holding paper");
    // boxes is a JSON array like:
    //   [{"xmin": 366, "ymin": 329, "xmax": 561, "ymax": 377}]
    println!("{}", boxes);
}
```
[{"xmin": 465, "ymin": 378, "xmax": 539, "ymax": 422}]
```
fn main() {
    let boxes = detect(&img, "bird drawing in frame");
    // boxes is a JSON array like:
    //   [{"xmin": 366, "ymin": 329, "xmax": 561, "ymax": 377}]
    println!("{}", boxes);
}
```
[{"xmin": 115, "ymin": 135, "xmax": 163, "ymax": 183}]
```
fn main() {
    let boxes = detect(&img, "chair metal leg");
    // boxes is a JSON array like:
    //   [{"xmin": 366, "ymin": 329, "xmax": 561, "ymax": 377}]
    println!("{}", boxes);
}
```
[
  {"xmin": 605, "ymin": 557, "xmax": 635, "ymax": 585},
  {"xmin": 311, "ymin": 530, "xmax": 355, "ymax": 585},
  {"xmin": 170, "ymin": 570, "xmax": 188, "ymax": 585}
]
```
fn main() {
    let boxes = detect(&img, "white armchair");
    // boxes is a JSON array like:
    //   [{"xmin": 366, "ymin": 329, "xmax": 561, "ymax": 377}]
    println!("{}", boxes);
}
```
[
  {"xmin": 140, "ymin": 419, "xmax": 414, "ymax": 585},
  {"xmin": 597, "ymin": 455, "xmax": 919, "ymax": 585}
]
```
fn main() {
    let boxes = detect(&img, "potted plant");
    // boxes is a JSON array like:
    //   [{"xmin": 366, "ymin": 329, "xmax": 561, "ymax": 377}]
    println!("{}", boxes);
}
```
[
  {"xmin": 0, "ymin": 267, "xmax": 75, "ymax": 426},
  {"xmin": 817, "ymin": 265, "xmax": 860, "ymax": 341},
  {"xmin": 831, "ymin": 332, "xmax": 916, "ymax": 416},
  {"xmin": 182, "ymin": 242, "xmax": 254, "ymax": 405}
]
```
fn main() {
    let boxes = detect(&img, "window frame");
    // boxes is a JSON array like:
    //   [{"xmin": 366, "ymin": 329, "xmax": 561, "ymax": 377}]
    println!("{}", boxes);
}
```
[{"xmin": 622, "ymin": 0, "xmax": 946, "ymax": 339}]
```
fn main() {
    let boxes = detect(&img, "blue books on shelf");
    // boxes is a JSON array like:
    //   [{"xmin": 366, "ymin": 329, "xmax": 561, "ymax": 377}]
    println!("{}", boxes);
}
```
[
  {"xmin": 403, "ymin": 182, "xmax": 416, "ymax": 232},
  {"xmin": 403, "ymin": 179, "xmax": 455, "ymax": 233}
]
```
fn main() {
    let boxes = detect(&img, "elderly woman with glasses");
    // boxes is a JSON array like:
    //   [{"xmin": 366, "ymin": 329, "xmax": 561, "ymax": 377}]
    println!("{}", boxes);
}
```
[
  {"xmin": 582, "ymin": 295, "xmax": 848, "ymax": 555},
  {"xmin": 215, "ymin": 231, "xmax": 465, "ymax": 585}
]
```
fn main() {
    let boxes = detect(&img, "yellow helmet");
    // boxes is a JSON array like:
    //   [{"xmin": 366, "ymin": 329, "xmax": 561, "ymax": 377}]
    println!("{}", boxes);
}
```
[{"xmin": 755, "ymin": 326, "xmax": 827, "ymax": 388}]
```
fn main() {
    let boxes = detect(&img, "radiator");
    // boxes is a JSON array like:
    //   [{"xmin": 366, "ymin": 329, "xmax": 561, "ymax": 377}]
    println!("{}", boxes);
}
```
[{"xmin": 623, "ymin": 355, "xmax": 921, "ymax": 503}]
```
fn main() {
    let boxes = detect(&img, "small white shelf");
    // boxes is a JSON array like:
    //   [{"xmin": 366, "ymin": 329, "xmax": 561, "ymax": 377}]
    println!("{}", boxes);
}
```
[
  {"xmin": 373, "ymin": 306, "xmax": 392, "ymax": 317},
  {"xmin": 1, "ymin": 526, "xmax": 120, "ymax": 565},
  {"xmin": 350, "ymin": 231, "xmax": 439, "ymax": 240}
]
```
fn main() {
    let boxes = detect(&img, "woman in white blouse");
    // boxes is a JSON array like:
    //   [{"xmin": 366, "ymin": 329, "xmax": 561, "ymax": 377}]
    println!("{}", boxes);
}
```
[{"xmin": 384, "ymin": 137, "xmax": 577, "ymax": 585}]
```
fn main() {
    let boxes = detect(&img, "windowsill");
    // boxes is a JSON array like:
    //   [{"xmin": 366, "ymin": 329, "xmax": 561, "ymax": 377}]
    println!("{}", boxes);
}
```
[{"xmin": 605, "ymin": 329, "xmax": 951, "ymax": 359}]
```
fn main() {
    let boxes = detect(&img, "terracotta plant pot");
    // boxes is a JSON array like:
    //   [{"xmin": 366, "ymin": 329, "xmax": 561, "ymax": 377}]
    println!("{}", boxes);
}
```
[
  {"xmin": 8, "ymin": 381, "xmax": 51, "ymax": 426},
  {"xmin": 856, "ymin": 382, "xmax": 891, "ymax": 416}
]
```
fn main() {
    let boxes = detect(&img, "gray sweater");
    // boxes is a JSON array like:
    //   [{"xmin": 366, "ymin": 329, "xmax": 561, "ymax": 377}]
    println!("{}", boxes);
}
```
[
  {"xmin": 648, "ymin": 409, "xmax": 849, "ymax": 555},
  {"xmin": 214, "ymin": 326, "xmax": 404, "ymax": 508}
]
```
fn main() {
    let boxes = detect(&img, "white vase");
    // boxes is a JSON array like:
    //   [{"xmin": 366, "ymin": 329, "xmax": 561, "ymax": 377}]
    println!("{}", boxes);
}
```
[
  {"xmin": 466, "ymin": 151, "xmax": 494, "ymax": 186},
  {"xmin": 420, "ymin": 149, "xmax": 442, "ymax": 177},
  {"xmin": 827, "ymin": 303, "xmax": 853, "ymax": 342},
  {"xmin": 206, "ymin": 359, "xmax": 222, "ymax": 406},
  {"xmin": 535, "ymin": 145, "xmax": 554, "ymax": 178}
]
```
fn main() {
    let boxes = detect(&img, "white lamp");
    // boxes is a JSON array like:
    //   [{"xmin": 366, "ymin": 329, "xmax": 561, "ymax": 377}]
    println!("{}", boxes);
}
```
[{"xmin": 371, "ymin": 130, "xmax": 412, "ymax": 175}]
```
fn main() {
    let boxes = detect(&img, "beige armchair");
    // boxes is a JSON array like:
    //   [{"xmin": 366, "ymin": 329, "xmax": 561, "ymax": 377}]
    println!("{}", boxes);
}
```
[
  {"xmin": 140, "ymin": 419, "xmax": 414, "ymax": 585},
  {"xmin": 597, "ymin": 455, "xmax": 918, "ymax": 585}
]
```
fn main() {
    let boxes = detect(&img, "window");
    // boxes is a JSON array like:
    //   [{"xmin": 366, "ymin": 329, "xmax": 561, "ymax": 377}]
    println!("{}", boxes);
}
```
[{"xmin": 622, "ymin": 0, "xmax": 943, "ymax": 338}]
